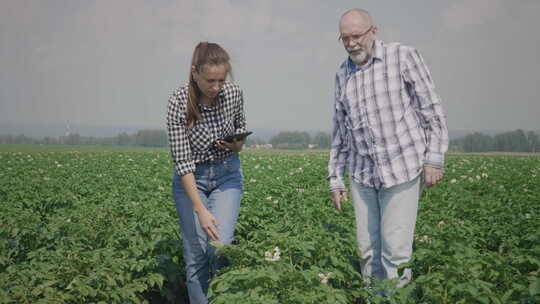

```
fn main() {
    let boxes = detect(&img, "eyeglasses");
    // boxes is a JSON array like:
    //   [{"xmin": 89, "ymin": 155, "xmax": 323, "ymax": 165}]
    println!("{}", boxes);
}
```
[{"xmin": 339, "ymin": 26, "xmax": 373, "ymax": 44}]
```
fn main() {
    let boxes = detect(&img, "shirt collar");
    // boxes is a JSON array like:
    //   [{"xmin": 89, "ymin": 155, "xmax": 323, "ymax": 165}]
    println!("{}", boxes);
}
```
[
  {"xmin": 345, "ymin": 40, "xmax": 384, "ymax": 75},
  {"xmin": 198, "ymin": 87, "xmax": 227, "ymax": 111},
  {"xmin": 198, "ymin": 97, "xmax": 219, "ymax": 111},
  {"xmin": 372, "ymin": 39, "xmax": 384, "ymax": 62},
  {"xmin": 198, "ymin": 103, "xmax": 214, "ymax": 111}
]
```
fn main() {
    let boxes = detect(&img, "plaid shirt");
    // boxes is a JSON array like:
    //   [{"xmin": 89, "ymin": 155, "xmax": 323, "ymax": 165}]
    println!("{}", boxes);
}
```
[
  {"xmin": 167, "ymin": 82, "xmax": 247, "ymax": 177},
  {"xmin": 328, "ymin": 40, "xmax": 449, "ymax": 190}
]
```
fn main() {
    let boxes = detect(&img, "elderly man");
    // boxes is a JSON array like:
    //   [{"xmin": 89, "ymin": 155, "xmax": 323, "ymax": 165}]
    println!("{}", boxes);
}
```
[{"xmin": 328, "ymin": 8, "xmax": 449, "ymax": 288}]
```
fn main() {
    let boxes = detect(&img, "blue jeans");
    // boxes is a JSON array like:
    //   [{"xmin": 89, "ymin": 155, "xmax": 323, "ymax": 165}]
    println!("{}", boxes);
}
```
[
  {"xmin": 172, "ymin": 153, "xmax": 243, "ymax": 304},
  {"xmin": 350, "ymin": 175, "xmax": 421, "ymax": 288}
]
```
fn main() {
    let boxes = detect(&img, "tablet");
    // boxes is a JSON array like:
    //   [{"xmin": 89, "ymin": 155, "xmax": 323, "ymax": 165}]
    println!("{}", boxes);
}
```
[{"xmin": 222, "ymin": 131, "xmax": 253, "ymax": 142}]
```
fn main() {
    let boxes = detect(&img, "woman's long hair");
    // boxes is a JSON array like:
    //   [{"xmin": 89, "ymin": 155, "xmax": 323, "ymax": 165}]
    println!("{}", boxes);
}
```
[{"xmin": 187, "ymin": 42, "xmax": 231, "ymax": 127}]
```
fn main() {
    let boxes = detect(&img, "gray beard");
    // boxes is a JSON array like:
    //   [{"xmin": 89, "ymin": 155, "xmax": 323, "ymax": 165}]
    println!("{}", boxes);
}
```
[{"xmin": 349, "ymin": 50, "xmax": 369, "ymax": 66}]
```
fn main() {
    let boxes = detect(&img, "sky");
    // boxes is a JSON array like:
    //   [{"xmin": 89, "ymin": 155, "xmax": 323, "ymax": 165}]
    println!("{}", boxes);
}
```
[{"xmin": 1, "ymin": 0, "xmax": 539, "ymax": 136}]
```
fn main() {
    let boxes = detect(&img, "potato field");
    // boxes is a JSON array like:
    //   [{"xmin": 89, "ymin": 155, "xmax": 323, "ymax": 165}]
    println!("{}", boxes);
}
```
[{"xmin": 1, "ymin": 147, "xmax": 539, "ymax": 303}]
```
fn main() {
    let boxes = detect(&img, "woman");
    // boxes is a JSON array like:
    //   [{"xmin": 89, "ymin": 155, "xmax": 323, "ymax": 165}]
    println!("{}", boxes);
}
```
[{"xmin": 166, "ymin": 42, "xmax": 246, "ymax": 304}]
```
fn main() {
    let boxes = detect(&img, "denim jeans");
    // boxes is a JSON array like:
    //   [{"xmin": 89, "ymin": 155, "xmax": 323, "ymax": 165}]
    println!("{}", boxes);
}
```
[
  {"xmin": 172, "ymin": 153, "xmax": 243, "ymax": 304},
  {"xmin": 350, "ymin": 175, "xmax": 421, "ymax": 288}
]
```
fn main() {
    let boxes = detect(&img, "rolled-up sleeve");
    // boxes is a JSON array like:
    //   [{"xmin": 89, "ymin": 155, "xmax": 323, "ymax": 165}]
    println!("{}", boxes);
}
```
[
  {"xmin": 166, "ymin": 90, "xmax": 196, "ymax": 177},
  {"xmin": 403, "ymin": 47, "xmax": 449, "ymax": 168},
  {"xmin": 328, "ymin": 74, "xmax": 349, "ymax": 191},
  {"xmin": 233, "ymin": 88, "xmax": 247, "ymax": 134}
]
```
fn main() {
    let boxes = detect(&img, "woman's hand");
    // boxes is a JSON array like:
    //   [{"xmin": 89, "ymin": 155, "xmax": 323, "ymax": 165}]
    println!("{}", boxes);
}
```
[
  {"xmin": 195, "ymin": 207, "xmax": 220, "ymax": 241},
  {"xmin": 216, "ymin": 139, "xmax": 244, "ymax": 152},
  {"xmin": 179, "ymin": 173, "xmax": 220, "ymax": 241}
]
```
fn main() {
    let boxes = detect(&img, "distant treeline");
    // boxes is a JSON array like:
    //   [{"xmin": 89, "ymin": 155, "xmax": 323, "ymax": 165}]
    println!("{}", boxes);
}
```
[
  {"xmin": 269, "ymin": 129, "xmax": 540, "ymax": 152},
  {"xmin": 0, "ymin": 130, "xmax": 332, "ymax": 149},
  {"xmin": 450, "ymin": 129, "xmax": 540, "ymax": 153},
  {"xmin": 1, "ymin": 129, "xmax": 539, "ymax": 152},
  {"xmin": 0, "ymin": 130, "xmax": 167, "ymax": 147},
  {"xmin": 268, "ymin": 131, "xmax": 331, "ymax": 149}
]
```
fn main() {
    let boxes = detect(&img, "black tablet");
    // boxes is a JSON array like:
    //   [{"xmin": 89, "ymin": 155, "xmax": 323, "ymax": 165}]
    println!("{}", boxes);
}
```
[{"xmin": 222, "ymin": 131, "xmax": 253, "ymax": 142}]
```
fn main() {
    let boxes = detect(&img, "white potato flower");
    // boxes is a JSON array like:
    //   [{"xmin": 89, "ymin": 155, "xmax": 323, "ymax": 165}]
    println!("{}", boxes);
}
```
[{"xmin": 264, "ymin": 247, "xmax": 281, "ymax": 262}]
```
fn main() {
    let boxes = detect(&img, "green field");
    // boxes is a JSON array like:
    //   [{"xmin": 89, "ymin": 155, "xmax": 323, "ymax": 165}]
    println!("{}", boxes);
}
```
[{"xmin": 1, "ymin": 145, "xmax": 539, "ymax": 303}]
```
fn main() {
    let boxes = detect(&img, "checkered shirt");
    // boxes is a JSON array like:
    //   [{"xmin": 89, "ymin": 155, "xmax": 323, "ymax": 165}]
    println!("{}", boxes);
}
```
[
  {"xmin": 328, "ymin": 40, "xmax": 449, "ymax": 190},
  {"xmin": 167, "ymin": 82, "xmax": 247, "ymax": 177}
]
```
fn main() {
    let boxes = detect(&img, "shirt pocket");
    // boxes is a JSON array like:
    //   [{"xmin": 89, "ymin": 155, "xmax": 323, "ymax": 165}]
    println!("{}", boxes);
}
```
[
  {"xmin": 221, "ymin": 114, "xmax": 235, "ymax": 138},
  {"xmin": 344, "ymin": 118, "xmax": 370, "ymax": 156},
  {"xmin": 188, "ymin": 123, "xmax": 211, "ymax": 152},
  {"xmin": 342, "ymin": 92, "xmax": 368, "ymax": 131},
  {"xmin": 369, "ymin": 82, "xmax": 404, "ymax": 113}
]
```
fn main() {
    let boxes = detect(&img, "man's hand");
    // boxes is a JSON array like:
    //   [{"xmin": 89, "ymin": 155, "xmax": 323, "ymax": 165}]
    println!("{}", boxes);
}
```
[
  {"xmin": 423, "ymin": 165, "xmax": 443, "ymax": 187},
  {"xmin": 330, "ymin": 190, "xmax": 348, "ymax": 211},
  {"xmin": 216, "ymin": 139, "xmax": 244, "ymax": 152}
]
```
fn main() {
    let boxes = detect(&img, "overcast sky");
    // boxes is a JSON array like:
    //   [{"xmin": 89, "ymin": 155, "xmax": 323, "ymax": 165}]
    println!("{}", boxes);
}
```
[{"xmin": 1, "ymin": 0, "xmax": 539, "ymax": 134}]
